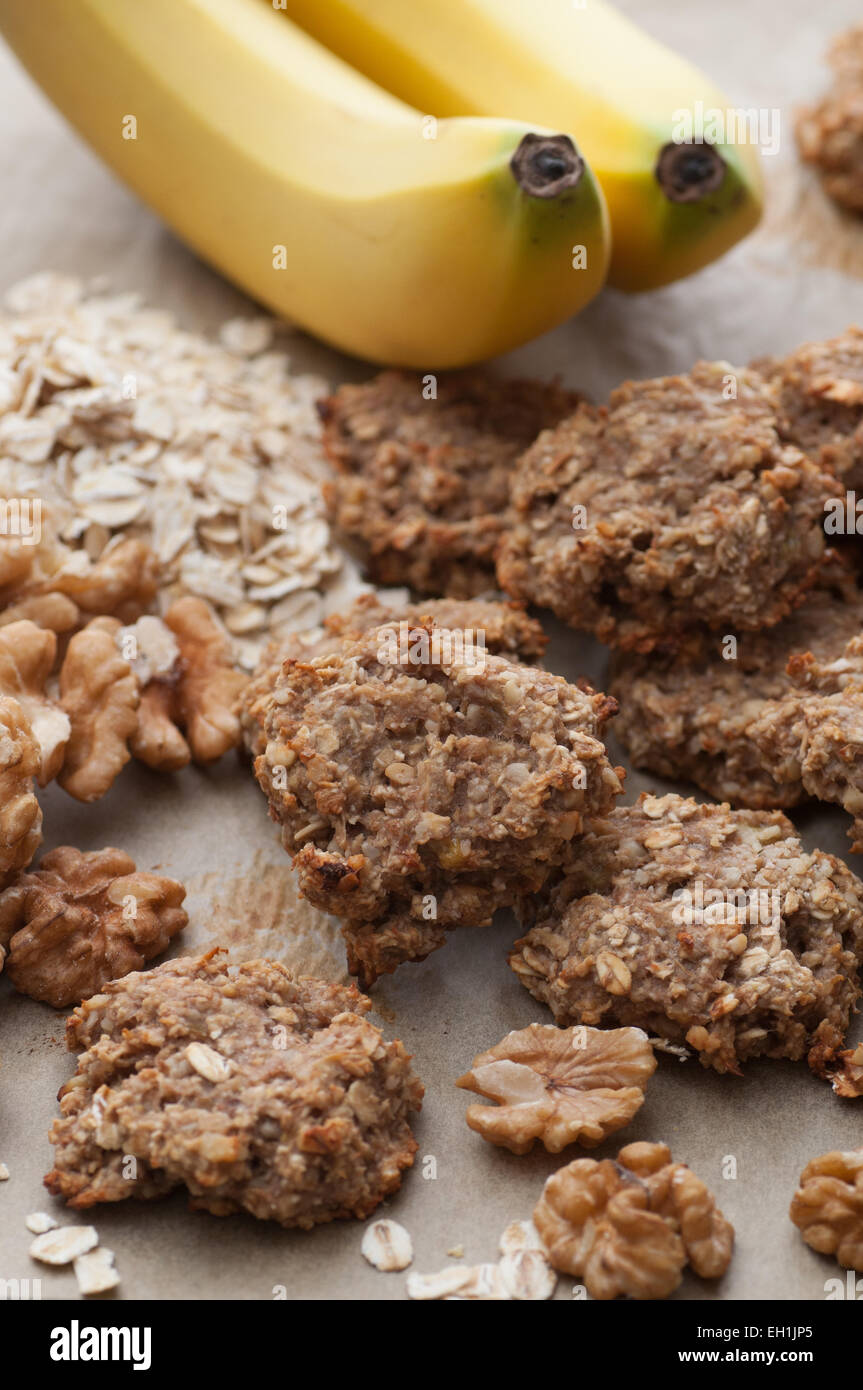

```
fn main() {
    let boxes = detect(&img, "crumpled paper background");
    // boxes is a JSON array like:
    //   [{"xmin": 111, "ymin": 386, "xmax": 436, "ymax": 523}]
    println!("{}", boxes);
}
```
[{"xmin": 2, "ymin": 0, "xmax": 863, "ymax": 1301}]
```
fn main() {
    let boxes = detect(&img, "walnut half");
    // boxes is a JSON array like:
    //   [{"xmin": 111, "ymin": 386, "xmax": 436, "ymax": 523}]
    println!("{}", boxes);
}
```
[
  {"xmin": 0, "ymin": 621, "xmax": 70, "ymax": 785},
  {"xmin": 0, "ymin": 696, "xmax": 42, "ymax": 891},
  {"xmin": 124, "ymin": 599, "xmax": 248, "ymax": 768},
  {"xmin": 163, "ymin": 597, "xmax": 248, "ymax": 763},
  {"xmin": 0, "ymin": 846, "xmax": 188, "ymax": 1007},
  {"xmin": 456, "ymin": 1023, "xmax": 656, "ymax": 1155},
  {"xmin": 790, "ymin": 1149, "xmax": 863, "ymax": 1270},
  {"xmin": 1, "ymin": 530, "xmax": 158, "ymax": 633},
  {"xmin": 534, "ymin": 1141, "xmax": 734, "ymax": 1300},
  {"xmin": 57, "ymin": 618, "xmax": 139, "ymax": 803}
]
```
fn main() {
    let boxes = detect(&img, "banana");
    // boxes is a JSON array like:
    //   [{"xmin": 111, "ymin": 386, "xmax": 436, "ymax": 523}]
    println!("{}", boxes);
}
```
[
  {"xmin": 0, "ymin": 0, "xmax": 610, "ymax": 367},
  {"xmin": 274, "ymin": 0, "xmax": 764, "ymax": 292}
]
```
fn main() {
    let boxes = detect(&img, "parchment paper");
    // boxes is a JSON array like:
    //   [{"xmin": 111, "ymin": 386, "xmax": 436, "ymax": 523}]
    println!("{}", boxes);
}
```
[{"xmin": 2, "ymin": 0, "xmax": 863, "ymax": 1302}]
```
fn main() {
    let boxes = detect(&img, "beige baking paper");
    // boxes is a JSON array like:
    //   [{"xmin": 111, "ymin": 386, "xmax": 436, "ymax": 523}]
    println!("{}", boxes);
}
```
[{"xmin": 2, "ymin": 0, "xmax": 863, "ymax": 1302}]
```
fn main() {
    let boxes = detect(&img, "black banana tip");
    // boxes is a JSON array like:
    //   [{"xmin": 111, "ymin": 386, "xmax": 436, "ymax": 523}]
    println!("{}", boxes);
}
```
[
  {"xmin": 655, "ymin": 141, "xmax": 728, "ymax": 203},
  {"xmin": 511, "ymin": 133, "xmax": 585, "ymax": 199}
]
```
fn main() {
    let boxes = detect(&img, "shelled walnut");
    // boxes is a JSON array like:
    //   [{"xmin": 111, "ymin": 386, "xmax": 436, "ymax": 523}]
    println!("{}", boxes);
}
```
[
  {"xmin": 0, "ymin": 846, "xmax": 187, "ymax": 1007},
  {"xmin": 58, "ymin": 618, "xmax": 139, "ymax": 803},
  {"xmin": 0, "ymin": 528, "xmax": 157, "ymax": 634},
  {"xmin": 121, "ymin": 615, "xmax": 188, "ymax": 772},
  {"xmin": 0, "ymin": 523, "xmax": 81, "ymax": 634},
  {"xmin": 456, "ymin": 1023, "xmax": 656, "ymax": 1154},
  {"xmin": 533, "ymin": 1141, "xmax": 734, "ymax": 1300},
  {"xmin": 0, "ymin": 621, "xmax": 70, "ymax": 784},
  {"xmin": 49, "ymin": 538, "xmax": 159, "ymax": 626},
  {"xmin": 161, "ymin": 597, "xmax": 248, "ymax": 764},
  {"xmin": 790, "ymin": 1149, "xmax": 863, "ymax": 1270},
  {"xmin": 116, "ymin": 600, "xmax": 249, "ymax": 769},
  {"xmin": 0, "ymin": 696, "xmax": 42, "ymax": 891},
  {"xmin": 0, "ymin": 599, "xmax": 247, "ymax": 801}
]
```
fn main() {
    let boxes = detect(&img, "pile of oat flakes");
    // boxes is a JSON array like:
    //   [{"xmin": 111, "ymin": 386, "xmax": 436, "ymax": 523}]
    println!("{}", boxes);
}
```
[{"xmin": 0, "ymin": 271, "xmax": 362, "ymax": 670}]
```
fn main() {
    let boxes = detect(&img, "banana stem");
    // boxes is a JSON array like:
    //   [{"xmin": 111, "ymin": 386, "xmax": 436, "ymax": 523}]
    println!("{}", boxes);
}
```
[
  {"xmin": 655, "ymin": 142, "xmax": 728, "ymax": 204},
  {"xmin": 510, "ymin": 133, "xmax": 585, "ymax": 199}
]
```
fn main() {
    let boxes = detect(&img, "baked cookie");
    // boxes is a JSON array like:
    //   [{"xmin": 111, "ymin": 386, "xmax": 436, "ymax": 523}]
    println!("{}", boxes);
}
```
[
  {"xmin": 772, "ymin": 328, "xmax": 863, "ymax": 490},
  {"xmin": 255, "ymin": 625, "xmax": 623, "ymax": 983},
  {"xmin": 609, "ymin": 557, "xmax": 863, "ymax": 807},
  {"xmin": 770, "ymin": 633, "xmax": 863, "ymax": 851},
  {"xmin": 497, "ymin": 362, "xmax": 835, "ymax": 651},
  {"xmin": 320, "ymin": 370, "xmax": 580, "ymax": 598},
  {"xmin": 45, "ymin": 952, "xmax": 423, "ymax": 1228},
  {"xmin": 509, "ymin": 793, "xmax": 863, "ymax": 1077},
  {"xmin": 796, "ymin": 25, "xmax": 863, "ymax": 215},
  {"xmin": 241, "ymin": 592, "xmax": 547, "ymax": 756}
]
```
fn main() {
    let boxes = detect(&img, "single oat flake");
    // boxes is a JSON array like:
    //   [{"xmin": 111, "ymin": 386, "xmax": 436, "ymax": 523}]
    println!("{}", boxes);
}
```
[
  {"xmin": 185, "ymin": 1041, "xmax": 233, "ymax": 1083},
  {"xmin": 30, "ymin": 1224, "xmax": 99, "ymax": 1265},
  {"xmin": 406, "ymin": 1266, "xmax": 479, "ymax": 1301},
  {"xmin": 360, "ymin": 1218, "xmax": 413, "ymax": 1272},
  {"xmin": 498, "ymin": 1250, "xmax": 557, "ymax": 1301},
  {"xmin": 25, "ymin": 1212, "xmax": 58, "ymax": 1235},
  {"xmin": 498, "ymin": 1219, "xmax": 545, "ymax": 1258},
  {"xmin": 74, "ymin": 1246, "xmax": 121, "ymax": 1296}
]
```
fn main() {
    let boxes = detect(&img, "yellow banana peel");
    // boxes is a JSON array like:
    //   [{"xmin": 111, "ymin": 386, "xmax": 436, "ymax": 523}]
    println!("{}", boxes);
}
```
[
  {"xmin": 0, "ymin": 0, "xmax": 611, "ymax": 365},
  {"xmin": 276, "ymin": 0, "xmax": 765, "ymax": 291}
]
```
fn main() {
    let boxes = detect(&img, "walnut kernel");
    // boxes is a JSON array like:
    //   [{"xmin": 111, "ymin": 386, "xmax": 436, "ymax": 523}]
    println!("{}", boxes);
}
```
[
  {"xmin": 0, "ymin": 846, "xmax": 187, "ymax": 1007},
  {"xmin": 163, "ymin": 597, "xmax": 248, "ymax": 762},
  {"xmin": 534, "ymin": 1141, "xmax": 734, "ymax": 1300},
  {"xmin": 0, "ymin": 696, "xmax": 42, "ymax": 890},
  {"xmin": 456, "ymin": 1023, "xmax": 656, "ymax": 1154},
  {"xmin": 57, "ymin": 618, "xmax": 139, "ymax": 802},
  {"xmin": 0, "ymin": 620, "xmax": 70, "ymax": 784},
  {"xmin": 790, "ymin": 1149, "xmax": 863, "ymax": 1270}
]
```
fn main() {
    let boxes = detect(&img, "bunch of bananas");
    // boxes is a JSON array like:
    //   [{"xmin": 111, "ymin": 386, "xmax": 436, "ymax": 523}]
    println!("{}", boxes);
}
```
[{"xmin": 0, "ymin": 0, "xmax": 763, "ymax": 365}]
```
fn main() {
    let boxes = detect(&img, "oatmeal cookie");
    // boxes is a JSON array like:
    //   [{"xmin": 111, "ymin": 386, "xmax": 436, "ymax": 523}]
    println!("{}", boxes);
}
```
[
  {"xmin": 609, "ymin": 557, "xmax": 863, "ymax": 807},
  {"xmin": 732, "ymin": 626, "xmax": 863, "ymax": 851},
  {"xmin": 766, "ymin": 647, "xmax": 863, "ymax": 852},
  {"xmin": 255, "ymin": 625, "xmax": 623, "ymax": 982},
  {"xmin": 497, "ymin": 362, "xmax": 834, "ymax": 651},
  {"xmin": 320, "ymin": 371, "xmax": 580, "ymax": 598},
  {"xmin": 44, "ymin": 952, "xmax": 423, "ymax": 1228},
  {"xmin": 796, "ymin": 25, "xmax": 863, "ymax": 215},
  {"xmin": 509, "ymin": 793, "xmax": 863, "ymax": 1076},
  {"xmin": 241, "ymin": 592, "xmax": 547, "ymax": 756},
  {"xmin": 772, "ymin": 328, "xmax": 863, "ymax": 489}
]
